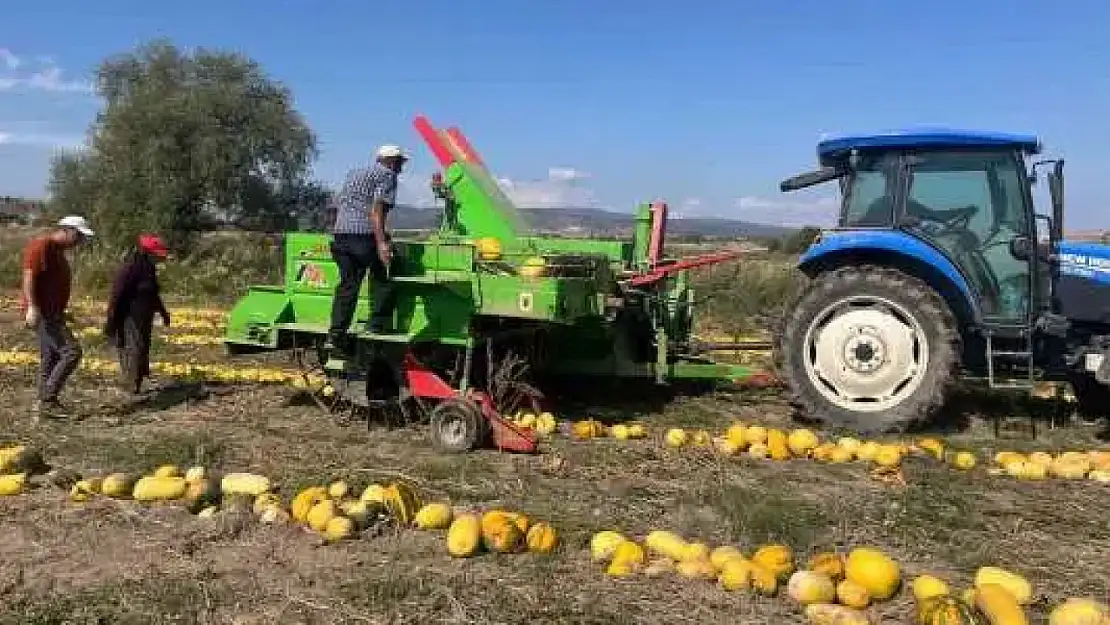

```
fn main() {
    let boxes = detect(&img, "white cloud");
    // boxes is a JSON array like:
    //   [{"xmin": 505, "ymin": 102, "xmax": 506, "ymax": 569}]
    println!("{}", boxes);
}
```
[
  {"xmin": 496, "ymin": 167, "xmax": 600, "ymax": 208},
  {"xmin": 0, "ymin": 53, "xmax": 93, "ymax": 94},
  {"xmin": 732, "ymin": 194, "xmax": 839, "ymax": 227},
  {"xmin": 0, "ymin": 48, "xmax": 21, "ymax": 70},
  {"xmin": 546, "ymin": 167, "xmax": 590, "ymax": 182}
]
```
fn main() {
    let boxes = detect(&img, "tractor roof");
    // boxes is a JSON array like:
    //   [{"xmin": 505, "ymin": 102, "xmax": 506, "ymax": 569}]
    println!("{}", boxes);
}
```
[{"xmin": 817, "ymin": 129, "xmax": 1041, "ymax": 166}]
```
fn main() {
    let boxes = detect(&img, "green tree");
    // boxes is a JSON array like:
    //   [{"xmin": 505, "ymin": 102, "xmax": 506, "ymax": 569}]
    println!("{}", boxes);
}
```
[
  {"xmin": 47, "ymin": 39, "xmax": 319, "ymax": 249},
  {"xmin": 780, "ymin": 226, "xmax": 822, "ymax": 255}
]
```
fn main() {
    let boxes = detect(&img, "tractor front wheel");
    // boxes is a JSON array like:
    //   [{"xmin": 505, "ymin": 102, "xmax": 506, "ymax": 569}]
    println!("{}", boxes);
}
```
[
  {"xmin": 775, "ymin": 265, "xmax": 960, "ymax": 434},
  {"xmin": 429, "ymin": 398, "xmax": 487, "ymax": 453}
]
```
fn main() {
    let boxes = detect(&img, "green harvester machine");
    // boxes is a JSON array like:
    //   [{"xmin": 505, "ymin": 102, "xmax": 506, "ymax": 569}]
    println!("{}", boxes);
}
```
[{"xmin": 224, "ymin": 115, "xmax": 765, "ymax": 453}]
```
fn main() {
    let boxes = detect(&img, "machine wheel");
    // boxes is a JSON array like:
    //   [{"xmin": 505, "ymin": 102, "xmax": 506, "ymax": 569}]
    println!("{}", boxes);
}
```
[
  {"xmin": 775, "ymin": 265, "xmax": 961, "ymax": 434},
  {"xmin": 429, "ymin": 398, "xmax": 487, "ymax": 453}
]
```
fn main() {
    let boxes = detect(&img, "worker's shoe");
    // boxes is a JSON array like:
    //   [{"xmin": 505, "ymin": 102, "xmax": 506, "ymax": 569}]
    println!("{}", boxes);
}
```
[{"xmin": 31, "ymin": 398, "xmax": 68, "ymax": 421}]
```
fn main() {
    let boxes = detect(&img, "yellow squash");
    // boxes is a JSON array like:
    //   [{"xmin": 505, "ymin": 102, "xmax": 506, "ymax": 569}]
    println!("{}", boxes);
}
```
[
  {"xmin": 382, "ymin": 482, "xmax": 422, "ymax": 525},
  {"xmin": 291, "ymin": 486, "xmax": 329, "ymax": 523},
  {"xmin": 752, "ymin": 544, "xmax": 795, "ymax": 581},
  {"xmin": 220, "ymin": 472, "xmax": 272, "ymax": 497},
  {"xmin": 0, "ymin": 473, "xmax": 28, "ymax": 496},
  {"xmin": 836, "ymin": 580, "xmax": 871, "ymax": 609},
  {"xmin": 414, "ymin": 503, "xmax": 454, "ymax": 530},
  {"xmin": 481, "ymin": 513, "xmax": 523, "ymax": 553},
  {"xmin": 1048, "ymin": 598, "xmax": 1108, "ymax": 625},
  {"xmin": 787, "ymin": 571, "xmax": 837, "ymax": 605},
  {"xmin": 718, "ymin": 559, "xmax": 753, "ymax": 591},
  {"xmin": 974, "ymin": 583, "xmax": 1028, "ymax": 625},
  {"xmin": 132, "ymin": 476, "xmax": 188, "ymax": 501},
  {"xmin": 803, "ymin": 603, "xmax": 872, "ymax": 625},
  {"xmin": 973, "ymin": 567, "xmax": 1031, "ymax": 605},
  {"xmin": 306, "ymin": 499, "xmax": 338, "ymax": 532},
  {"xmin": 323, "ymin": 515, "xmax": 355, "ymax": 542},
  {"xmin": 101, "ymin": 473, "xmax": 134, "ymax": 498},
  {"xmin": 912, "ymin": 575, "xmax": 952, "ymax": 602},
  {"xmin": 807, "ymin": 552, "xmax": 846, "ymax": 581},
  {"xmin": 644, "ymin": 530, "xmax": 689, "ymax": 561},
  {"xmin": 844, "ymin": 547, "xmax": 901, "ymax": 601},
  {"xmin": 446, "ymin": 514, "xmax": 483, "ymax": 558},
  {"xmin": 525, "ymin": 522, "xmax": 558, "ymax": 554},
  {"xmin": 590, "ymin": 531, "xmax": 627, "ymax": 562}
]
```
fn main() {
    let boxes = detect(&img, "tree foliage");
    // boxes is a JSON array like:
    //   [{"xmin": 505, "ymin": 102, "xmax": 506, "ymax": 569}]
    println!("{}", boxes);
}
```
[
  {"xmin": 47, "ymin": 39, "xmax": 323, "ymax": 249},
  {"xmin": 778, "ymin": 226, "xmax": 823, "ymax": 254}
]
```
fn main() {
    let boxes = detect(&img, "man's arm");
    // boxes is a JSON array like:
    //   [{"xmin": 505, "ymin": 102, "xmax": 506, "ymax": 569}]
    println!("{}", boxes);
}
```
[
  {"xmin": 21, "ymin": 240, "xmax": 44, "ymax": 311},
  {"xmin": 365, "ymin": 171, "xmax": 397, "ymax": 261},
  {"xmin": 370, "ymin": 200, "xmax": 389, "ymax": 246},
  {"xmin": 21, "ymin": 268, "xmax": 35, "ymax": 310}
]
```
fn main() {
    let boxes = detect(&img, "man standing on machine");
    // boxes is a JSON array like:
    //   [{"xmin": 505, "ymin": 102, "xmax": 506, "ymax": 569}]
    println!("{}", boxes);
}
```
[{"xmin": 327, "ymin": 144, "xmax": 408, "ymax": 355}]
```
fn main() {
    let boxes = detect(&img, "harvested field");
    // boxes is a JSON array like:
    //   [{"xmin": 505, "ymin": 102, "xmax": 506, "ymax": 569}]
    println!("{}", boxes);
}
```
[{"xmin": 2, "ymin": 290, "xmax": 1109, "ymax": 625}]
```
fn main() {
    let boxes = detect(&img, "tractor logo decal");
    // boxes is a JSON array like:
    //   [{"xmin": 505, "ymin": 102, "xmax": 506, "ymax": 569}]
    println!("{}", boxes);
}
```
[
  {"xmin": 1060, "ymin": 252, "xmax": 1110, "ymax": 284},
  {"xmin": 294, "ymin": 262, "xmax": 329, "ymax": 288}
]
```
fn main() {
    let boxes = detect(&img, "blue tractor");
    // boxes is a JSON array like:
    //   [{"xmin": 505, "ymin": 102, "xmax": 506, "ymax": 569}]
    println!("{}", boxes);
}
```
[{"xmin": 776, "ymin": 129, "xmax": 1110, "ymax": 434}]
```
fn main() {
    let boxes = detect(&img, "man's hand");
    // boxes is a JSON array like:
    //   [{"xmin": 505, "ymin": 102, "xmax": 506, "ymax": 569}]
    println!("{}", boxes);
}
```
[
  {"xmin": 23, "ymin": 306, "xmax": 40, "ymax": 329},
  {"xmin": 377, "ymin": 240, "xmax": 393, "ymax": 267}
]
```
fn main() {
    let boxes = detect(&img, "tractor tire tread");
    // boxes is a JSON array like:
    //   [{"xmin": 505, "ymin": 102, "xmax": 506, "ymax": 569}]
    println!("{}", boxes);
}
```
[{"xmin": 773, "ymin": 264, "xmax": 961, "ymax": 435}]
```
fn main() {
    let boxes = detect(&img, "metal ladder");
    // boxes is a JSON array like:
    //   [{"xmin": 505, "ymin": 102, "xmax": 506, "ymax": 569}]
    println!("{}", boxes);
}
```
[{"xmin": 985, "ymin": 327, "xmax": 1035, "ymax": 391}]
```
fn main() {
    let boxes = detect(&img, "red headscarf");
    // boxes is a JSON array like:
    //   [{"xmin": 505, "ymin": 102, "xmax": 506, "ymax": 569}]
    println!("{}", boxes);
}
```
[{"xmin": 138, "ymin": 234, "xmax": 168, "ymax": 258}]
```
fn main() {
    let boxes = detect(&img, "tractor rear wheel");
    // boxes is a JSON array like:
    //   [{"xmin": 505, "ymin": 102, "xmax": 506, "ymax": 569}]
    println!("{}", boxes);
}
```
[
  {"xmin": 429, "ymin": 398, "xmax": 487, "ymax": 453},
  {"xmin": 775, "ymin": 265, "xmax": 961, "ymax": 434}
]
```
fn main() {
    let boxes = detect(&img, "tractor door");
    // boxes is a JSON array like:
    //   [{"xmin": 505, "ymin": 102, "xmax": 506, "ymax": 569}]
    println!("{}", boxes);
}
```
[{"xmin": 898, "ymin": 150, "xmax": 1034, "ymax": 323}]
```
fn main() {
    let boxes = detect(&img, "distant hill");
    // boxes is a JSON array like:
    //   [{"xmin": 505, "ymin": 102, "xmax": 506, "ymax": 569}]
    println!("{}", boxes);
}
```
[{"xmin": 389, "ymin": 205, "xmax": 795, "ymax": 239}]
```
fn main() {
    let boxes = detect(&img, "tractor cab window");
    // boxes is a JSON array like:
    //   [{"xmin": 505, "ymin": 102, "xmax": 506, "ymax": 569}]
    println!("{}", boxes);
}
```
[
  {"xmin": 902, "ymin": 150, "xmax": 1032, "ymax": 320},
  {"xmin": 841, "ymin": 154, "xmax": 899, "ymax": 227}
]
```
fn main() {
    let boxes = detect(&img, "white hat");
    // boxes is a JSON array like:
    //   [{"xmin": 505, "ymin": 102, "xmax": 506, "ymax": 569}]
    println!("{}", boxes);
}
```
[
  {"xmin": 375, "ymin": 144, "xmax": 409, "ymax": 160},
  {"xmin": 57, "ymin": 215, "xmax": 94, "ymax": 237}
]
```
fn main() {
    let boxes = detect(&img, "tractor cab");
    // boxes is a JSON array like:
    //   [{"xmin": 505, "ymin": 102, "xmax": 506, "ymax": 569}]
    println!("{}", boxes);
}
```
[
  {"xmin": 782, "ymin": 130, "xmax": 1061, "ymax": 327},
  {"xmin": 773, "ymin": 129, "xmax": 1110, "ymax": 435}
]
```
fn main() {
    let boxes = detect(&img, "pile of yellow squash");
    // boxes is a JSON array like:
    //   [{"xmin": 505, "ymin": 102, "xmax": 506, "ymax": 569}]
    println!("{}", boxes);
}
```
[
  {"xmin": 589, "ymin": 528, "xmax": 1109, "ymax": 625},
  {"xmin": 992, "ymin": 450, "xmax": 1110, "ymax": 482},
  {"xmin": 444, "ymin": 508, "xmax": 559, "ymax": 558}
]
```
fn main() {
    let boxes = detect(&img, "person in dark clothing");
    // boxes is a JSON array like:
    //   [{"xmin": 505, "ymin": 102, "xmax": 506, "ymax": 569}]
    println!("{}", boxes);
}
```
[
  {"xmin": 327, "ymin": 144, "xmax": 407, "ymax": 354},
  {"xmin": 104, "ymin": 234, "xmax": 170, "ymax": 395}
]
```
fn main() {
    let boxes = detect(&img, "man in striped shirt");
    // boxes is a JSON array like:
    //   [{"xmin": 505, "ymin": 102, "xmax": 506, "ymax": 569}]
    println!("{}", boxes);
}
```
[{"xmin": 328, "ymin": 144, "xmax": 408, "ymax": 353}]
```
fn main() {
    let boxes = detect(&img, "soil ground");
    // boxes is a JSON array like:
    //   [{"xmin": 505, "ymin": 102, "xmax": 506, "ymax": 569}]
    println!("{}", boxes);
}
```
[{"xmin": 1, "ymin": 293, "xmax": 1109, "ymax": 624}]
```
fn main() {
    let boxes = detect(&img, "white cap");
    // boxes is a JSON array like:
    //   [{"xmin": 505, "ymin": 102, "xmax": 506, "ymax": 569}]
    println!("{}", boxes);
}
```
[
  {"xmin": 57, "ymin": 215, "xmax": 94, "ymax": 237},
  {"xmin": 375, "ymin": 144, "xmax": 408, "ymax": 160}
]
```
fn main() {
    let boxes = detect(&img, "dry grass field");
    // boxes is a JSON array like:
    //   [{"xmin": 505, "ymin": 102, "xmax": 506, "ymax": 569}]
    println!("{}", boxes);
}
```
[{"xmin": 1, "ymin": 227, "xmax": 1109, "ymax": 624}]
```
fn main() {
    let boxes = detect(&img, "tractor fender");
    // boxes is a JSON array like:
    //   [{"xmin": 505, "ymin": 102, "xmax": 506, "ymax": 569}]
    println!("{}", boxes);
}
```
[{"xmin": 798, "ymin": 229, "xmax": 981, "ymax": 326}]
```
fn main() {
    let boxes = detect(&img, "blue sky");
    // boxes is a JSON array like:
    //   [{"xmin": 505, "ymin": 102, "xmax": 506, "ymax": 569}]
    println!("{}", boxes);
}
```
[{"xmin": 2, "ymin": 0, "xmax": 1109, "ymax": 228}]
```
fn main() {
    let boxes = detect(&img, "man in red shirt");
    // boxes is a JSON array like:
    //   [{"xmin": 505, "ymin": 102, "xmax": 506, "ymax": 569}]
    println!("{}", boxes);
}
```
[{"xmin": 20, "ymin": 215, "xmax": 95, "ymax": 417}]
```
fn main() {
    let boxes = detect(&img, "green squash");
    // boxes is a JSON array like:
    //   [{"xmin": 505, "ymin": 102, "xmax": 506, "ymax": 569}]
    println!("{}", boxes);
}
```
[{"xmin": 916, "ymin": 595, "xmax": 987, "ymax": 625}]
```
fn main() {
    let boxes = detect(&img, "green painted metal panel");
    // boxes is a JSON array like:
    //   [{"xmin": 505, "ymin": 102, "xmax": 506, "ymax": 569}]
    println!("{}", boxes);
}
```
[
  {"xmin": 474, "ymin": 275, "xmax": 602, "ymax": 322},
  {"xmin": 225, "ymin": 287, "xmax": 293, "ymax": 347},
  {"xmin": 442, "ymin": 162, "xmax": 524, "ymax": 244}
]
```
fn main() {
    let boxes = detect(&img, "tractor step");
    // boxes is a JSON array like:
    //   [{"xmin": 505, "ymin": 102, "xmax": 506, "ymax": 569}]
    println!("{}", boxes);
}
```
[{"xmin": 984, "ymin": 330, "xmax": 1035, "ymax": 391}]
